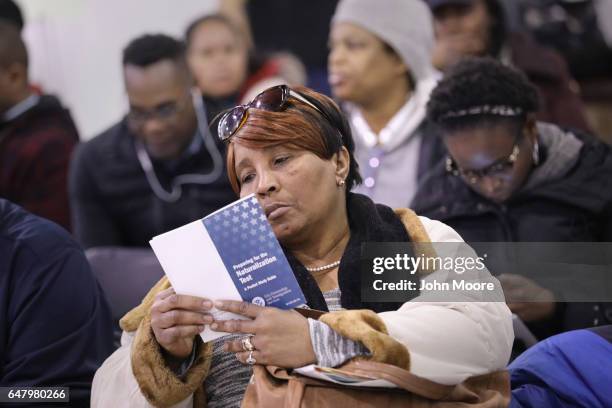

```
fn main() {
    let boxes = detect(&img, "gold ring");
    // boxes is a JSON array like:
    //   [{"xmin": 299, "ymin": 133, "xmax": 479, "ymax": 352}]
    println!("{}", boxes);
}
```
[
  {"xmin": 241, "ymin": 335, "xmax": 255, "ymax": 352},
  {"xmin": 245, "ymin": 350, "xmax": 256, "ymax": 365}
]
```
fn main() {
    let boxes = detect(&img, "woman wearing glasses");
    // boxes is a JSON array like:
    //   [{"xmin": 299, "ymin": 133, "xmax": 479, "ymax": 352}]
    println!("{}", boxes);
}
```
[
  {"xmin": 92, "ymin": 85, "xmax": 513, "ymax": 407},
  {"xmin": 412, "ymin": 57, "xmax": 612, "ymax": 340}
]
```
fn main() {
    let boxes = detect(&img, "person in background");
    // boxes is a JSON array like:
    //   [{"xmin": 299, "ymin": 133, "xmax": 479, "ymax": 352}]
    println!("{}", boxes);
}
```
[
  {"xmin": 426, "ymin": 0, "xmax": 591, "ymax": 133},
  {"xmin": 0, "ymin": 0, "xmax": 23, "ymax": 31},
  {"xmin": 0, "ymin": 22, "xmax": 78, "ymax": 231},
  {"xmin": 515, "ymin": 0, "xmax": 612, "ymax": 144},
  {"xmin": 517, "ymin": 0, "xmax": 612, "ymax": 82},
  {"xmin": 219, "ymin": 0, "xmax": 337, "ymax": 94},
  {"xmin": 185, "ymin": 13, "xmax": 304, "ymax": 122},
  {"xmin": 0, "ymin": 198, "xmax": 114, "ymax": 405},
  {"xmin": 412, "ymin": 57, "xmax": 612, "ymax": 340},
  {"xmin": 69, "ymin": 34, "xmax": 236, "ymax": 249},
  {"xmin": 328, "ymin": 0, "xmax": 446, "ymax": 209}
]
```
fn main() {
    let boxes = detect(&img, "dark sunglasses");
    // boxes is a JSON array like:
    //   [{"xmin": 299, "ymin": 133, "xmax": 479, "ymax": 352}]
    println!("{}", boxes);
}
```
[{"xmin": 217, "ymin": 85, "xmax": 342, "ymax": 142}]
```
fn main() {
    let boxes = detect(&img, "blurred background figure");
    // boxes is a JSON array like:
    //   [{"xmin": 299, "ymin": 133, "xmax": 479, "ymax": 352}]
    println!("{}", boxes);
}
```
[
  {"xmin": 0, "ymin": 198, "xmax": 114, "ymax": 406},
  {"xmin": 0, "ymin": 0, "xmax": 23, "ymax": 30},
  {"xmin": 515, "ymin": 0, "xmax": 612, "ymax": 143},
  {"xmin": 185, "ymin": 13, "xmax": 304, "ymax": 124},
  {"xmin": 426, "ymin": 0, "xmax": 592, "ymax": 133},
  {"xmin": 219, "ymin": 0, "xmax": 335, "ymax": 94},
  {"xmin": 412, "ymin": 57, "xmax": 612, "ymax": 340},
  {"xmin": 0, "ymin": 20, "xmax": 78, "ymax": 231},
  {"xmin": 328, "ymin": 0, "xmax": 446, "ymax": 209},
  {"xmin": 69, "ymin": 34, "xmax": 235, "ymax": 249}
]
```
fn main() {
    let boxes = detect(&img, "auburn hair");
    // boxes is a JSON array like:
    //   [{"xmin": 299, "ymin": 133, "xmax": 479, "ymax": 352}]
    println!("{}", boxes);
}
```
[{"xmin": 225, "ymin": 86, "xmax": 361, "ymax": 194}]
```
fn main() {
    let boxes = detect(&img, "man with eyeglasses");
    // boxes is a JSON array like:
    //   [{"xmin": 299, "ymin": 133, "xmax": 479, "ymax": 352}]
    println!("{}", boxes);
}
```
[{"xmin": 69, "ymin": 34, "xmax": 236, "ymax": 249}]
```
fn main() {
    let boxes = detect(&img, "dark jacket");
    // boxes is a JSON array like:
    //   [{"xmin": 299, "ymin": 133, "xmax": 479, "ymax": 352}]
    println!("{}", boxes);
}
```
[
  {"xmin": 412, "ymin": 123, "xmax": 612, "ymax": 335},
  {"xmin": 69, "ymin": 118, "xmax": 236, "ymax": 249},
  {"xmin": 0, "ymin": 95, "xmax": 78, "ymax": 231},
  {"xmin": 508, "ymin": 32, "xmax": 591, "ymax": 133},
  {"xmin": 287, "ymin": 193, "xmax": 411, "ymax": 313},
  {"xmin": 0, "ymin": 199, "xmax": 113, "ymax": 406}
]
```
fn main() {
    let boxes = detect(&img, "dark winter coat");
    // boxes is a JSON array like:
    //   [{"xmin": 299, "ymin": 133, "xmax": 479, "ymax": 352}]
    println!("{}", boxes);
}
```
[
  {"xmin": 412, "ymin": 122, "xmax": 612, "ymax": 336},
  {"xmin": 69, "ymin": 117, "xmax": 236, "ymax": 249}
]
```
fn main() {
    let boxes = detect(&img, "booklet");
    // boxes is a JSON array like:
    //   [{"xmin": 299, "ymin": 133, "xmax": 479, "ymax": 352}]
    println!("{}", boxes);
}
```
[
  {"xmin": 293, "ymin": 365, "xmax": 397, "ymax": 388},
  {"xmin": 149, "ymin": 194, "xmax": 307, "ymax": 342}
]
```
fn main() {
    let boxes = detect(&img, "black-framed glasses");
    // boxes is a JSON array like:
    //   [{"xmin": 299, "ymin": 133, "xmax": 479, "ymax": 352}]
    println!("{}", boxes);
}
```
[
  {"xmin": 217, "ymin": 85, "xmax": 342, "ymax": 142},
  {"xmin": 446, "ymin": 144, "xmax": 520, "ymax": 185},
  {"xmin": 127, "ymin": 93, "xmax": 191, "ymax": 125}
]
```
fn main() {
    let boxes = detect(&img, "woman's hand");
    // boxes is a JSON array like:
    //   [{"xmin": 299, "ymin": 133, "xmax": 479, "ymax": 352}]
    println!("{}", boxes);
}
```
[
  {"xmin": 498, "ymin": 274, "xmax": 556, "ymax": 322},
  {"xmin": 211, "ymin": 300, "xmax": 316, "ymax": 368},
  {"xmin": 150, "ymin": 288, "xmax": 214, "ymax": 359}
]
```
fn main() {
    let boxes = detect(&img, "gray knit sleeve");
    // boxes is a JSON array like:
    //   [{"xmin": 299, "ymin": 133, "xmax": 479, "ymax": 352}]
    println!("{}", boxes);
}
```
[
  {"xmin": 166, "ymin": 343, "xmax": 197, "ymax": 378},
  {"xmin": 308, "ymin": 318, "xmax": 371, "ymax": 367}
]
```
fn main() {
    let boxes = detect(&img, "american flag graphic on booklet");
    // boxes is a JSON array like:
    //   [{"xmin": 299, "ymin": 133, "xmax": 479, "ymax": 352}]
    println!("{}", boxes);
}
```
[{"xmin": 203, "ymin": 194, "xmax": 306, "ymax": 309}]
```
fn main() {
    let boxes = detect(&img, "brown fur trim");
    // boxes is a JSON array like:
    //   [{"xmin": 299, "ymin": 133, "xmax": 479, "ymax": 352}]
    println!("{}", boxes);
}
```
[
  {"xmin": 394, "ymin": 208, "xmax": 431, "ymax": 243},
  {"xmin": 316, "ymin": 210, "xmax": 434, "ymax": 371},
  {"xmin": 394, "ymin": 208, "xmax": 438, "ymax": 275},
  {"xmin": 320, "ymin": 310, "xmax": 411, "ymax": 370},
  {"xmin": 120, "ymin": 276, "xmax": 171, "ymax": 332},
  {"xmin": 130, "ymin": 313, "xmax": 212, "ymax": 407},
  {"xmin": 122, "ymin": 277, "xmax": 211, "ymax": 407},
  {"xmin": 119, "ymin": 208, "xmax": 433, "ymax": 406}
]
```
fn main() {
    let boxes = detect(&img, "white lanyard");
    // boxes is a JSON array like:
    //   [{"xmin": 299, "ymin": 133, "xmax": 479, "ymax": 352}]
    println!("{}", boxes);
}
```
[{"xmin": 135, "ymin": 88, "xmax": 225, "ymax": 203}]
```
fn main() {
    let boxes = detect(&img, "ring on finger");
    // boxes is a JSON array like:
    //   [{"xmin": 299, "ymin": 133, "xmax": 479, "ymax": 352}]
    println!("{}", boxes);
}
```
[
  {"xmin": 245, "ymin": 350, "xmax": 256, "ymax": 365},
  {"xmin": 241, "ymin": 335, "xmax": 255, "ymax": 352}
]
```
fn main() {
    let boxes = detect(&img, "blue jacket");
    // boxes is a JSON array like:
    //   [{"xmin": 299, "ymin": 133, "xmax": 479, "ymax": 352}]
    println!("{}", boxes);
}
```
[
  {"xmin": 509, "ymin": 327, "xmax": 612, "ymax": 407},
  {"xmin": 0, "ymin": 199, "xmax": 114, "ymax": 406}
]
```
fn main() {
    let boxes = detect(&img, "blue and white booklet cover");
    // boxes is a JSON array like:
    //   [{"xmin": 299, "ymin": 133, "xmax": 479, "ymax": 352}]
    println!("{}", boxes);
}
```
[{"xmin": 150, "ymin": 193, "xmax": 306, "ymax": 342}]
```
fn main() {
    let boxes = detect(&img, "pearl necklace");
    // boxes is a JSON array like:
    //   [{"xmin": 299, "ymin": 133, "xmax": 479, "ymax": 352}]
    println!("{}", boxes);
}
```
[{"xmin": 305, "ymin": 260, "xmax": 341, "ymax": 273}]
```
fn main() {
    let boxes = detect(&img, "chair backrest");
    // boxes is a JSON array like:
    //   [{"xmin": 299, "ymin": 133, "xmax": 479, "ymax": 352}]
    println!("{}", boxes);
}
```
[{"xmin": 86, "ymin": 247, "xmax": 164, "ymax": 346}]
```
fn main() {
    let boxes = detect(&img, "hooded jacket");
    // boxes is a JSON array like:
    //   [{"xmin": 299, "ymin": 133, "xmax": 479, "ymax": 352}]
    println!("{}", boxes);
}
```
[
  {"xmin": 412, "ymin": 122, "xmax": 612, "ymax": 335},
  {"xmin": 412, "ymin": 122, "xmax": 612, "ymax": 242}
]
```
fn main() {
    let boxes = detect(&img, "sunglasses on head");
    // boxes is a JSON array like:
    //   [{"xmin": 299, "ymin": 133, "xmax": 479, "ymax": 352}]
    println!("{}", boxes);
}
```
[{"xmin": 217, "ymin": 85, "xmax": 343, "ymax": 142}]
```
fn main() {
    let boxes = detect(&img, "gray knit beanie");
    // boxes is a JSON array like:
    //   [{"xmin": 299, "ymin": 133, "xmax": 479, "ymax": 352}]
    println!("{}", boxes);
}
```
[{"xmin": 332, "ymin": 0, "xmax": 435, "ymax": 82}]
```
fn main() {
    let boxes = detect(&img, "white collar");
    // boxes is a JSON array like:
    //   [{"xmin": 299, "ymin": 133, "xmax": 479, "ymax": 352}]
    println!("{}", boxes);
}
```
[
  {"xmin": 3, "ymin": 94, "xmax": 40, "ymax": 122},
  {"xmin": 347, "ymin": 75, "xmax": 440, "ymax": 151}
]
